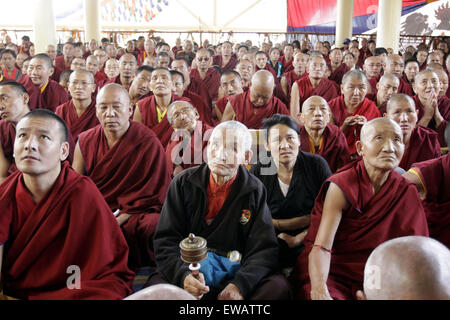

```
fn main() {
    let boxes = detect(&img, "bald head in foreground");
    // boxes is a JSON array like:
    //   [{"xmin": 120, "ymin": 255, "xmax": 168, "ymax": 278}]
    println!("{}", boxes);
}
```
[
  {"xmin": 221, "ymin": 70, "xmax": 289, "ymax": 128},
  {"xmin": 125, "ymin": 284, "xmax": 196, "ymax": 300},
  {"xmin": 290, "ymin": 118, "xmax": 429, "ymax": 300},
  {"xmin": 357, "ymin": 236, "xmax": 450, "ymax": 300}
]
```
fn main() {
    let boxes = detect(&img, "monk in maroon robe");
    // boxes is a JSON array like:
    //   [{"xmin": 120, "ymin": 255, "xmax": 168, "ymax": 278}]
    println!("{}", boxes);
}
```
[
  {"xmin": 281, "ymin": 53, "xmax": 308, "ymax": 100},
  {"xmin": 0, "ymin": 109, "xmax": 134, "ymax": 300},
  {"xmin": 412, "ymin": 69, "xmax": 450, "ymax": 146},
  {"xmin": 405, "ymin": 152, "xmax": 450, "ymax": 249},
  {"xmin": 165, "ymin": 101, "xmax": 213, "ymax": 176},
  {"xmin": 299, "ymin": 96, "xmax": 350, "ymax": 172},
  {"xmin": 0, "ymin": 81, "xmax": 31, "ymax": 182},
  {"xmin": 363, "ymin": 56, "xmax": 382, "ymax": 93},
  {"xmin": 328, "ymin": 70, "xmax": 381, "ymax": 155},
  {"xmin": 235, "ymin": 58, "xmax": 254, "ymax": 89},
  {"xmin": 290, "ymin": 56, "xmax": 339, "ymax": 121},
  {"xmin": 170, "ymin": 70, "xmax": 213, "ymax": 126},
  {"xmin": 290, "ymin": 118, "xmax": 429, "ymax": 300},
  {"xmin": 104, "ymin": 53, "xmax": 137, "ymax": 91},
  {"xmin": 214, "ymin": 70, "xmax": 244, "ymax": 122},
  {"xmin": 328, "ymin": 48, "xmax": 350, "ymax": 86},
  {"xmin": 382, "ymin": 54, "xmax": 413, "ymax": 96},
  {"xmin": 54, "ymin": 42, "xmax": 74, "ymax": 71},
  {"xmin": 133, "ymin": 67, "xmax": 189, "ymax": 147},
  {"xmin": 55, "ymin": 70, "xmax": 98, "ymax": 141},
  {"xmin": 385, "ymin": 94, "xmax": 441, "ymax": 170},
  {"xmin": 212, "ymin": 41, "xmax": 237, "ymax": 71},
  {"xmin": 127, "ymin": 65, "xmax": 153, "ymax": 115},
  {"xmin": 73, "ymin": 84, "xmax": 172, "ymax": 270},
  {"xmin": 279, "ymin": 44, "xmax": 294, "ymax": 71},
  {"xmin": 366, "ymin": 74, "xmax": 400, "ymax": 114},
  {"xmin": 20, "ymin": 54, "xmax": 69, "ymax": 111},
  {"xmin": 190, "ymin": 49, "xmax": 221, "ymax": 103},
  {"xmin": 221, "ymin": 70, "xmax": 289, "ymax": 129}
]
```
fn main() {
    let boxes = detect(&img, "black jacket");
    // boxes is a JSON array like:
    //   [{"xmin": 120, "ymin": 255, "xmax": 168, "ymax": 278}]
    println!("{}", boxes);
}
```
[{"xmin": 153, "ymin": 163, "xmax": 279, "ymax": 298}]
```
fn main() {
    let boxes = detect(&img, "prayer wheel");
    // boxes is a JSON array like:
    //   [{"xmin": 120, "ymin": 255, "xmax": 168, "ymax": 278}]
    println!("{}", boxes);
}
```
[{"xmin": 179, "ymin": 233, "xmax": 207, "ymax": 278}]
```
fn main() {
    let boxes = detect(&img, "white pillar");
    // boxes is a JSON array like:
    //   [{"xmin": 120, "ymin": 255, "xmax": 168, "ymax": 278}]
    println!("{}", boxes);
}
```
[
  {"xmin": 376, "ymin": 0, "xmax": 402, "ymax": 52},
  {"xmin": 33, "ymin": 0, "xmax": 57, "ymax": 54},
  {"xmin": 84, "ymin": 0, "xmax": 101, "ymax": 43},
  {"xmin": 335, "ymin": 0, "xmax": 354, "ymax": 48}
]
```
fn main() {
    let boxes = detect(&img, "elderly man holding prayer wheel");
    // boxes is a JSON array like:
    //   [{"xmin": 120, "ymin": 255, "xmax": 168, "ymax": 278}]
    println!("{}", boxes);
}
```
[{"xmin": 148, "ymin": 121, "xmax": 292, "ymax": 300}]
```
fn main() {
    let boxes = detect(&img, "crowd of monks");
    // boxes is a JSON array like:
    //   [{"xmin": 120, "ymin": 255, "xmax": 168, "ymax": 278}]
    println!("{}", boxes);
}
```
[{"xmin": 0, "ymin": 33, "xmax": 449, "ymax": 300}]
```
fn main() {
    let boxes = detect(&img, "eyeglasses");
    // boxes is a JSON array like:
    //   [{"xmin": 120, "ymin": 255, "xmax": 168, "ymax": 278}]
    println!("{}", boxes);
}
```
[
  {"xmin": 69, "ymin": 81, "xmax": 94, "ymax": 87},
  {"xmin": 198, "ymin": 57, "xmax": 209, "ymax": 61}
]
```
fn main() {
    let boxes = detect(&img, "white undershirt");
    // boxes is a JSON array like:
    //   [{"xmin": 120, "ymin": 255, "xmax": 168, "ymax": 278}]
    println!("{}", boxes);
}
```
[{"xmin": 278, "ymin": 178, "xmax": 290, "ymax": 198}]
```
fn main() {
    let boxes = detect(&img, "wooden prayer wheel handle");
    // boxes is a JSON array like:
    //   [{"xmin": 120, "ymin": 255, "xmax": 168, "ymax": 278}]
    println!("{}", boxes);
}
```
[{"xmin": 179, "ymin": 233, "xmax": 208, "ymax": 267}]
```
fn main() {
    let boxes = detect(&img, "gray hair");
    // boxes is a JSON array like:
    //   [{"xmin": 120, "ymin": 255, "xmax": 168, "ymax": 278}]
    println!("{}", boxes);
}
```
[
  {"xmin": 166, "ymin": 100, "xmax": 196, "ymax": 124},
  {"xmin": 210, "ymin": 121, "xmax": 252, "ymax": 152}
]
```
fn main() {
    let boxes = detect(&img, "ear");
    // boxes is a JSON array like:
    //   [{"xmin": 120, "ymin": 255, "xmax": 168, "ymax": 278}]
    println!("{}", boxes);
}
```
[
  {"xmin": 22, "ymin": 92, "xmax": 30, "ymax": 105},
  {"xmin": 60, "ymin": 141, "xmax": 70, "ymax": 161},
  {"xmin": 356, "ymin": 140, "xmax": 364, "ymax": 156},
  {"xmin": 356, "ymin": 290, "xmax": 367, "ymax": 300},
  {"xmin": 49, "ymin": 66, "xmax": 54, "ymax": 77},
  {"xmin": 244, "ymin": 149, "xmax": 253, "ymax": 165},
  {"xmin": 376, "ymin": 82, "xmax": 380, "ymax": 90}
]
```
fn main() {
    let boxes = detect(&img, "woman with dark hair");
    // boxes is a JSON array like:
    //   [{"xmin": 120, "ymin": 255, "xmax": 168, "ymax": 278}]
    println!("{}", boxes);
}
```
[{"xmin": 250, "ymin": 114, "xmax": 332, "ymax": 272}]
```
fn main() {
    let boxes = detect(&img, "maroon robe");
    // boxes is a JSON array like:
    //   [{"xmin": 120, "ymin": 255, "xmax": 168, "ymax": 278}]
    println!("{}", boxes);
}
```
[
  {"xmin": 228, "ymin": 90, "xmax": 289, "ymax": 129},
  {"xmin": 299, "ymin": 124, "xmax": 351, "ymax": 172},
  {"xmin": 0, "ymin": 120, "xmax": 17, "ymax": 175},
  {"xmin": 182, "ymin": 89, "xmax": 213, "ymax": 126},
  {"xmin": 412, "ymin": 95, "xmax": 450, "ymax": 146},
  {"xmin": 165, "ymin": 122, "xmax": 213, "ymax": 172},
  {"xmin": 190, "ymin": 68, "xmax": 221, "ymax": 103},
  {"xmin": 54, "ymin": 55, "xmax": 71, "ymax": 71},
  {"xmin": 55, "ymin": 99, "xmax": 99, "ymax": 140},
  {"xmin": 399, "ymin": 125, "xmax": 441, "ymax": 170},
  {"xmin": 19, "ymin": 76, "xmax": 69, "ymax": 112},
  {"xmin": 0, "ymin": 161, "xmax": 134, "ymax": 300},
  {"xmin": 50, "ymin": 65, "xmax": 62, "ymax": 83},
  {"xmin": 78, "ymin": 121, "xmax": 172, "ymax": 269},
  {"xmin": 328, "ymin": 63, "xmax": 350, "ymax": 86},
  {"xmin": 137, "ymin": 50, "xmax": 156, "ymax": 66},
  {"xmin": 328, "ymin": 96, "xmax": 381, "ymax": 154},
  {"xmin": 212, "ymin": 54, "xmax": 237, "ymax": 71},
  {"xmin": 290, "ymin": 160, "xmax": 429, "ymax": 300},
  {"xmin": 137, "ymin": 94, "xmax": 190, "ymax": 147},
  {"xmin": 104, "ymin": 75, "xmax": 132, "ymax": 90},
  {"xmin": 398, "ymin": 76, "xmax": 413, "ymax": 96},
  {"xmin": 279, "ymin": 55, "xmax": 293, "ymax": 71},
  {"xmin": 412, "ymin": 154, "xmax": 450, "ymax": 248},
  {"xmin": 94, "ymin": 70, "xmax": 108, "ymax": 85},
  {"xmin": 283, "ymin": 70, "xmax": 306, "ymax": 100},
  {"xmin": 187, "ymin": 77, "xmax": 212, "ymax": 108},
  {"xmin": 296, "ymin": 76, "xmax": 340, "ymax": 107}
]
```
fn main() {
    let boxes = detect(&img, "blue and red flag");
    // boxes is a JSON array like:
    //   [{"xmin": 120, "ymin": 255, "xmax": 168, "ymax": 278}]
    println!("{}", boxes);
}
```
[{"xmin": 287, "ymin": 0, "xmax": 427, "ymax": 34}]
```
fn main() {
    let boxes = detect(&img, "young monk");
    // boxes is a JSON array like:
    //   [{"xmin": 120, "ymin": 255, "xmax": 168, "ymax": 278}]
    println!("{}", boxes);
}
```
[
  {"xmin": 0, "ymin": 109, "xmax": 134, "ymax": 300},
  {"xmin": 20, "ymin": 54, "xmax": 69, "ymax": 111},
  {"xmin": 133, "ymin": 67, "xmax": 189, "ymax": 147},
  {"xmin": 280, "ymin": 52, "xmax": 308, "ymax": 99},
  {"xmin": 0, "ymin": 81, "xmax": 30, "ymax": 182},
  {"xmin": 367, "ymin": 74, "xmax": 399, "ymax": 114},
  {"xmin": 215, "ymin": 70, "xmax": 244, "ymax": 121},
  {"xmin": 55, "ymin": 70, "xmax": 98, "ymax": 141},
  {"xmin": 73, "ymin": 84, "xmax": 172, "ymax": 270},
  {"xmin": 290, "ymin": 55, "xmax": 339, "ymax": 120},
  {"xmin": 385, "ymin": 94, "xmax": 441, "ymax": 170},
  {"xmin": 328, "ymin": 48, "xmax": 350, "ymax": 86},
  {"xmin": 298, "ymin": 96, "xmax": 350, "ymax": 172},
  {"xmin": 221, "ymin": 70, "xmax": 289, "ymax": 129},
  {"xmin": 290, "ymin": 118, "xmax": 429, "ymax": 300}
]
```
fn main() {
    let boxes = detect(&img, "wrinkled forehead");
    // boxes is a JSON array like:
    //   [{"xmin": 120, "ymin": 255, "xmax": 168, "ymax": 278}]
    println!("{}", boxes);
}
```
[
  {"xmin": 416, "ymin": 71, "xmax": 439, "ymax": 82},
  {"xmin": 362, "ymin": 120, "xmax": 402, "ymax": 140}
]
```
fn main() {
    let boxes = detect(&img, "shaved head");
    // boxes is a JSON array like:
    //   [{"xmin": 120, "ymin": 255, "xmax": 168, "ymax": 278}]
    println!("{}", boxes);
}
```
[
  {"xmin": 97, "ymin": 83, "xmax": 130, "ymax": 105},
  {"xmin": 363, "ymin": 236, "xmax": 450, "ymax": 300},
  {"xmin": 385, "ymin": 93, "xmax": 415, "ymax": 114},
  {"xmin": 360, "ymin": 117, "xmax": 400, "ymax": 142},
  {"xmin": 249, "ymin": 70, "xmax": 274, "ymax": 107}
]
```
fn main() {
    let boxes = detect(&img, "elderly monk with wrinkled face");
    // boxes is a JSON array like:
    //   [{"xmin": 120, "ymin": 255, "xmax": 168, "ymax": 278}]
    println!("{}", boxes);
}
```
[
  {"xmin": 55, "ymin": 70, "xmax": 98, "ymax": 141},
  {"xmin": 235, "ymin": 58, "xmax": 255, "ymax": 88},
  {"xmin": 0, "ymin": 109, "xmax": 134, "ymax": 299},
  {"xmin": 290, "ymin": 56, "xmax": 339, "ymax": 120},
  {"xmin": 328, "ymin": 70, "xmax": 381, "ymax": 155},
  {"xmin": 384, "ymin": 94, "xmax": 440, "ymax": 170},
  {"xmin": 73, "ymin": 84, "xmax": 171, "ymax": 270},
  {"xmin": 357, "ymin": 236, "xmax": 450, "ymax": 300},
  {"xmin": 0, "ymin": 81, "xmax": 31, "ymax": 182},
  {"xmin": 221, "ymin": 70, "xmax": 289, "ymax": 128},
  {"xmin": 104, "ymin": 58, "xmax": 120, "ymax": 81},
  {"xmin": 298, "ymin": 96, "xmax": 350, "ymax": 172},
  {"xmin": 150, "ymin": 121, "xmax": 292, "ymax": 300},
  {"xmin": 290, "ymin": 118, "xmax": 429, "ymax": 300},
  {"xmin": 165, "ymin": 100, "xmax": 212, "ymax": 176}
]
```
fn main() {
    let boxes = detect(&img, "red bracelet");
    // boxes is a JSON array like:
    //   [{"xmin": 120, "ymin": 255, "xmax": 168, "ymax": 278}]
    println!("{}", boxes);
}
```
[{"xmin": 313, "ymin": 244, "xmax": 332, "ymax": 253}]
